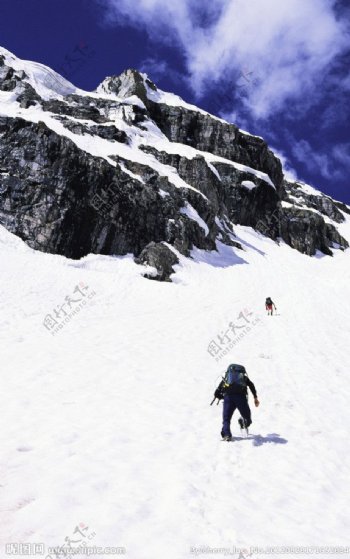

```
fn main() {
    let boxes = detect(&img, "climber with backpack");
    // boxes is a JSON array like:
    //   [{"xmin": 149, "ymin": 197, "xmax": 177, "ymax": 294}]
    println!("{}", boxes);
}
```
[
  {"xmin": 265, "ymin": 297, "xmax": 277, "ymax": 315},
  {"xmin": 212, "ymin": 364, "xmax": 260, "ymax": 441}
]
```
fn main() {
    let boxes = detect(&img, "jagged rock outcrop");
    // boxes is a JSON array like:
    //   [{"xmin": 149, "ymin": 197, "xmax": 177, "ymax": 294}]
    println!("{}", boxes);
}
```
[
  {"xmin": 146, "ymin": 104, "xmax": 284, "ymax": 192},
  {"xmin": 280, "ymin": 208, "xmax": 340, "ymax": 256},
  {"xmin": 283, "ymin": 180, "xmax": 345, "ymax": 223},
  {"xmin": 0, "ymin": 47, "xmax": 348, "ymax": 280},
  {"xmin": 0, "ymin": 117, "xmax": 218, "ymax": 259},
  {"xmin": 97, "ymin": 68, "xmax": 157, "ymax": 104},
  {"xmin": 42, "ymin": 98, "xmax": 106, "ymax": 123},
  {"xmin": 281, "ymin": 180, "xmax": 348, "ymax": 254},
  {"xmin": 0, "ymin": 54, "xmax": 23, "ymax": 91},
  {"xmin": 135, "ymin": 242, "xmax": 179, "ymax": 281}
]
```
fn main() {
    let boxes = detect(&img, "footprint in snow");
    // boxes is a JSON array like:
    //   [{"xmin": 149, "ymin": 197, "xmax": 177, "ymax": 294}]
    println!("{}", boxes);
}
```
[{"xmin": 14, "ymin": 497, "xmax": 35, "ymax": 510}]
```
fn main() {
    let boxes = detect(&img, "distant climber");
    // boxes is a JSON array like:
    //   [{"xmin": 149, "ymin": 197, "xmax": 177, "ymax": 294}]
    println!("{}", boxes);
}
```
[
  {"xmin": 265, "ymin": 297, "xmax": 277, "ymax": 315},
  {"xmin": 212, "ymin": 364, "xmax": 260, "ymax": 441}
]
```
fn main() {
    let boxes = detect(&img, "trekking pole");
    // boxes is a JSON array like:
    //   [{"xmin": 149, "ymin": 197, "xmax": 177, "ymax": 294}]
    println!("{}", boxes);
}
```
[{"xmin": 210, "ymin": 397, "xmax": 216, "ymax": 406}]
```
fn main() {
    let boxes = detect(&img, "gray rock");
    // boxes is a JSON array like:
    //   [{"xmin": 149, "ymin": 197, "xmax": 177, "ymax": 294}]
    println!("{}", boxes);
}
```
[
  {"xmin": 61, "ymin": 119, "xmax": 128, "ymax": 143},
  {"xmin": 279, "ymin": 207, "xmax": 348, "ymax": 255},
  {"xmin": 0, "ymin": 57, "xmax": 16, "ymax": 91},
  {"xmin": 17, "ymin": 83, "xmax": 41, "ymax": 108},
  {"xmin": 283, "ymin": 180, "xmax": 345, "ymax": 223},
  {"xmin": 98, "ymin": 69, "xmax": 157, "ymax": 105},
  {"xmin": 135, "ymin": 242, "xmax": 179, "ymax": 281},
  {"xmin": 145, "ymin": 103, "xmax": 284, "ymax": 192}
]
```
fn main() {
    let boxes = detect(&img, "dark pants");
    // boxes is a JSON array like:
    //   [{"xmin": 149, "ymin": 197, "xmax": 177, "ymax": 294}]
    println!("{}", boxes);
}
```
[{"xmin": 221, "ymin": 393, "xmax": 252, "ymax": 437}]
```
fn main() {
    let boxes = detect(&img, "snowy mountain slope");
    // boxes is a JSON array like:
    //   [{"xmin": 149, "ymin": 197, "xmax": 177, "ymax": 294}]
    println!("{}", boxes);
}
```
[
  {"xmin": 1, "ymin": 205, "xmax": 350, "ymax": 558},
  {"xmin": 0, "ymin": 46, "xmax": 81, "ymax": 100},
  {"xmin": 1, "ymin": 46, "xmax": 348, "ymax": 274}
]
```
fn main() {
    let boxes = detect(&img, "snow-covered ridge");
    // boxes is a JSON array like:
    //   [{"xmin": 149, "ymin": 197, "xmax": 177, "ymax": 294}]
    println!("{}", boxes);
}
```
[
  {"xmin": 95, "ymin": 67, "xmax": 229, "ymax": 125},
  {"xmin": 144, "ymin": 80, "xmax": 228, "ymax": 124},
  {"xmin": 288, "ymin": 180, "xmax": 350, "ymax": 213},
  {"xmin": 0, "ymin": 46, "xmax": 275, "ymax": 194},
  {"xmin": 0, "ymin": 46, "xmax": 81, "ymax": 100},
  {"xmin": 0, "ymin": 46, "xmax": 257, "ymax": 133}
]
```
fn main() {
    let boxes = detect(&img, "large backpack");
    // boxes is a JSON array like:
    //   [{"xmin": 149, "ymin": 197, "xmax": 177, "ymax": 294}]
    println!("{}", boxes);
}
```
[
  {"xmin": 266, "ymin": 297, "xmax": 272, "ymax": 305},
  {"xmin": 223, "ymin": 364, "xmax": 248, "ymax": 393}
]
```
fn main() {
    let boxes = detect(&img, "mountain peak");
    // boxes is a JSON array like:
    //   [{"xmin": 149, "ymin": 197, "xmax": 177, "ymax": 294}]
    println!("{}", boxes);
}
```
[{"xmin": 96, "ymin": 68, "xmax": 157, "ymax": 103}]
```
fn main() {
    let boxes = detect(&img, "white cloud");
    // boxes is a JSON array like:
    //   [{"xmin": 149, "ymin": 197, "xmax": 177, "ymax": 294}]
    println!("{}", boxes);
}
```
[
  {"xmin": 292, "ymin": 139, "xmax": 350, "ymax": 181},
  {"xmin": 139, "ymin": 57, "xmax": 186, "ymax": 86},
  {"xmin": 97, "ymin": 0, "xmax": 195, "ymax": 46},
  {"xmin": 292, "ymin": 139, "xmax": 333, "ymax": 179},
  {"xmin": 96, "ymin": 0, "xmax": 349, "ymax": 119},
  {"xmin": 139, "ymin": 58, "xmax": 169, "ymax": 81},
  {"xmin": 332, "ymin": 143, "xmax": 350, "ymax": 167}
]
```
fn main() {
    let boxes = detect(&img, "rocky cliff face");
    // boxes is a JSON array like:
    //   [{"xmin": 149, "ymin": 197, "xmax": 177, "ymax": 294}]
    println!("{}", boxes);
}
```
[{"xmin": 0, "ymin": 48, "xmax": 348, "ymax": 280}]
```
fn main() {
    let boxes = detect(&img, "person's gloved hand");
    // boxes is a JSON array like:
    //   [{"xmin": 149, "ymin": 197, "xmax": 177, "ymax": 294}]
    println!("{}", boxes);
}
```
[
  {"xmin": 214, "ymin": 388, "xmax": 224, "ymax": 400},
  {"xmin": 254, "ymin": 398, "xmax": 260, "ymax": 407}
]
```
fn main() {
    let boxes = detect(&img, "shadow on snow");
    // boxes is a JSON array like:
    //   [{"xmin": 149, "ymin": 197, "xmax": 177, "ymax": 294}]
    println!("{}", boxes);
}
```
[
  {"xmin": 231, "ymin": 433, "xmax": 288, "ymax": 445},
  {"xmin": 190, "ymin": 242, "xmax": 248, "ymax": 268}
]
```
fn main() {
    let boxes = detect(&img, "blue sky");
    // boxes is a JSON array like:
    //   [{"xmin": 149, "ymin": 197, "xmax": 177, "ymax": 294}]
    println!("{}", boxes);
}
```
[{"xmin": 0, "ymin": 0, "xmax": 349, "ymax": 203}]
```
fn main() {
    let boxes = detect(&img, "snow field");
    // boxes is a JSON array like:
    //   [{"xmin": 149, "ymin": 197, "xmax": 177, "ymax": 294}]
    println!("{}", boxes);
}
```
[{"xmin": 1, "ymin": 218, "xmax": 350, "ymax": 558}]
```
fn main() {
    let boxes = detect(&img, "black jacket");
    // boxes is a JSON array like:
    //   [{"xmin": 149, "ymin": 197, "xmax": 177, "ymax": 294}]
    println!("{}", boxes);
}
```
[{"xmin": 216, "ymin": 375, "xmax": 257, "ymax": 399}]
